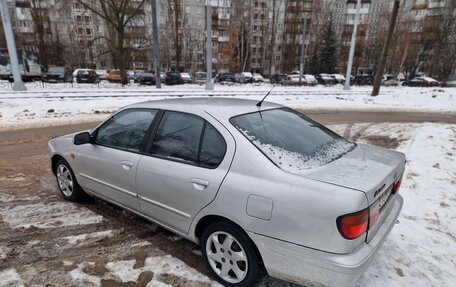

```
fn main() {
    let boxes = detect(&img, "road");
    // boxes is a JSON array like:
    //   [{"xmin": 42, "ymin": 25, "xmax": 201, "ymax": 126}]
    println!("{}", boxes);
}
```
[{"xmin": 0, "ymin": 110, "xmax": 454, "ymax": 286}]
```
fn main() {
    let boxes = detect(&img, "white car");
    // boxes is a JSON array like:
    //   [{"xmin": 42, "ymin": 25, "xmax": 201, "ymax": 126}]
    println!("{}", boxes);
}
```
[
  {"xmin": 252, "ymin": 73, "xmax": 264, "ymax": 83},
  {"xmin": 181, "ymin": 72, "xmax": 193, "ymax": 84},
  {"xmin": 332, "ymin": 74, "xmax": 346, "ymax": 84},
  {"xmin": 304, "ymin": 74, "xmax": 318, "ymax": 86}
]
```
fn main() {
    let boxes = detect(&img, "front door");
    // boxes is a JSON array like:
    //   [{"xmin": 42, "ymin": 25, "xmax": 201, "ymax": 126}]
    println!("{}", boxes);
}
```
[{"xmin": 75, "ymin": 109, "xmax": 158, "ymax": 210}]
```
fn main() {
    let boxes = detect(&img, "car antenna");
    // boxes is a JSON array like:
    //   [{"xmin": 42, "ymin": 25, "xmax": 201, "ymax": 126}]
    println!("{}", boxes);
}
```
[{"xmin": 256, "ymin": 84, "xmax": 277, "ymax": 107}]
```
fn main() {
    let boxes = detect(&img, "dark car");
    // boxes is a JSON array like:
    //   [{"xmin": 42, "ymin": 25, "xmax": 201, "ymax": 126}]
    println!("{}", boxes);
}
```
[
  {"xmin": 217, "ymin": 72, "xmax": 236, "ymax": 83},
  {"xmin": 234, "ymin": 73, "xmax": 247, "ymax": 84},
  {"xmin": 76, "ymin": 69, "xmax": 99, "ymax": 84},
  {"xmin": 351, "ymin": 74, "xmax": 374, "ymax": 86},
  {"xmin": 315, "ymin": 74, "xmax": 337, "ymax": 85},
  {"xmin": 403, "ymin": 77, "xmax": 439, "ymax": 87},
  {"xmin": 270, "ymin": 73, "xmax": 288, "ymax": 84},
  {"xmin": 138, "ymin": 72, "xmax": 156, "ymax": 85},
  {"xmin": 43, "ymin": 67, "xmax": 73, "ymax": 83},
  {"xmin": 165, "ymin": 72, "xmax": 183, "ymax": 85}
]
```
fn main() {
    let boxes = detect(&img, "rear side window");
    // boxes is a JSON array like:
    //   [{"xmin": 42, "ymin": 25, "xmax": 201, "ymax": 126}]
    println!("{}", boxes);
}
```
[
  {"xmin": 150, "ymin": 111, "xmax": 226, "ymax": 168},
  {"xmin": 151, "ymin": 112, "xmax": 204, "ymax": 162},
  {"xmin": 200, "ymin": 124, "xmax": 226, "ymax": 168},
  {"xmin": 95, "ymin": 109, "xmax": 157, "ymax": 152}
]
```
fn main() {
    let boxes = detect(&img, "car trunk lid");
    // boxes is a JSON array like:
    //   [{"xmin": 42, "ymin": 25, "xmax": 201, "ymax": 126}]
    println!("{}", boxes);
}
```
[{"xmin": 304, "ymin": 143, "xmax": 405, "ymax": 243}]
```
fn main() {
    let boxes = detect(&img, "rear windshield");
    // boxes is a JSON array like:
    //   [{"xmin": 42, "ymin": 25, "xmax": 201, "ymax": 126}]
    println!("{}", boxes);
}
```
[{"xmin": 230, "ymin": 108, "xmax": 355, "ymax": 172}]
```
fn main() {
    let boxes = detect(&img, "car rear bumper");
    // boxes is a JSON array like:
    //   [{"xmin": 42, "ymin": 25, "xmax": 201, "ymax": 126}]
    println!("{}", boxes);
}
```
[{"xmin": 248, "ymin": 195, "xmax": 403, "ymax": 287}]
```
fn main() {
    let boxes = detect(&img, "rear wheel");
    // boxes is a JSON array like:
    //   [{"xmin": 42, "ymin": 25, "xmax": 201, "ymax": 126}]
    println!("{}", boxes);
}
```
[
  {"xmin": 55, "ymin": 159, "xmax": 85, "ymax": 202},
  {"xmin": 201, "ymin": 221, "xmax": 264, "ymax": 287}
]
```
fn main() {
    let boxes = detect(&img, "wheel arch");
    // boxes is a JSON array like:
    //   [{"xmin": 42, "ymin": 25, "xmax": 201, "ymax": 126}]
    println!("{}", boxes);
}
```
[
  {"xmin": 51, "ymin": 154, "xmax": 66, "ymax": 175},
  {"xmin": 194, "ymin": 214, "xmax": 266, "ymax": 263}
]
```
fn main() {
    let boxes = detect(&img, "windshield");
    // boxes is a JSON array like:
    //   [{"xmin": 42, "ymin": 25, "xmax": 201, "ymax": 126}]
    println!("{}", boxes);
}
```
[{"xmin": 230, "ymin": 108, "xmax": 355, "ymax": 172}]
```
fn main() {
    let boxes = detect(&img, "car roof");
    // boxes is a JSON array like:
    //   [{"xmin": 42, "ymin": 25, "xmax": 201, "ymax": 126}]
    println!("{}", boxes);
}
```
[{"xmin": 124, "ymin": 98, "xmax": 282, "ymax": 120}]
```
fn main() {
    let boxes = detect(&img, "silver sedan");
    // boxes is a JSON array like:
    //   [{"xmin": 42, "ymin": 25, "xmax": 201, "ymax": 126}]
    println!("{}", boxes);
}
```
[{"xmin": 48, "ymin": 98, "xmax": 404, "ymax": 287}]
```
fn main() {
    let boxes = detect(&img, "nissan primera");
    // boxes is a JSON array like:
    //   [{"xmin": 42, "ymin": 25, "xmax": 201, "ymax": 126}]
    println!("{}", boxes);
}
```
[{"xmin": 48, "ymin": 98, "xmax": 404, "ymax": 287}]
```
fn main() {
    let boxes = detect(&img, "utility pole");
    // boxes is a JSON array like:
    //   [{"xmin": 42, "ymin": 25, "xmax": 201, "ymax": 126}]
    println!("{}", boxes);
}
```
[
  {"xmin": 0, "ymin": 0, "xmax": 26, "ymax": 91},
  {"xmin": 372, "ymin": 0, "xmax": 400, "ymax": 96},
  {"xmin": 205, "ymin": 1, "xmax": 214, "ymax": 90},
  {"xmin": 344, "ymin": 0, "xmax": 361, "ymax": 91},
  {"xmin": 151, "ymin": 0, "xmax": 161, "ymax": 88},
  {"xmin": 298, "ymin": 12, "xmax": 308, "ymax": 86}
]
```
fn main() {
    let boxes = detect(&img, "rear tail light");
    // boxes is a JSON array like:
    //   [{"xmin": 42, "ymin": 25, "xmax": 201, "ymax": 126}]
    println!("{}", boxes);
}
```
[
  {"xmin": 140, "ymin": 77, "xmax": 144, "ymax": 81},
  {"xmin": 337, "ymin": 208, "xmax": 369, "ymax": 240},
  {"xmin": 339, "ymin": 174, "xmax": 403, "ymax": 240},
  {"xmin": 392, "ymin": 176, "xmax": 402, "ymax": 194}
]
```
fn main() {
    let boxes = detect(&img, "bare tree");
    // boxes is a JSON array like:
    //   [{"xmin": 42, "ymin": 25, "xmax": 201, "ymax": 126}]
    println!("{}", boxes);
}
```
[{"xmin": 76, "ymin": 0, "xmax": 146, "ymax": 84}]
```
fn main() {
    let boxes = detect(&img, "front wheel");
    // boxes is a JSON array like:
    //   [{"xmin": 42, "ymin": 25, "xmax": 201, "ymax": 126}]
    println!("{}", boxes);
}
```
[
  {"xmin": 201, "ymin": 221, "xmax": 265, "ymax": 287},
  {"xmin": 55, "ymin": 159, "xmax": 86, "ymax": 202}
]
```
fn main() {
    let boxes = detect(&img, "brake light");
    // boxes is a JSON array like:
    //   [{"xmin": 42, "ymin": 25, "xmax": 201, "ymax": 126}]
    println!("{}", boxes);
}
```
[
  {"xmin": 392, "ymin": 176, "xmax": 402, "ymax": 194},
  {"xmin": 337, "ymin": 208, "xmax": 368, "ymax": 240},
  {"xmin": 140, "ymin": 77, "xmax": 144, "ymax": 81}
]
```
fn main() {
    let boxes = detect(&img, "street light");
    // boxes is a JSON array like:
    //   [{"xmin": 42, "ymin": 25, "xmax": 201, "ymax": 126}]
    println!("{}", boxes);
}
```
[
  {"xmin": 205, "ymin": 0, "xmax": 214, "ymax": 91},
  {"xmin": 343, "ymin": 0, "xmax": 363, "ymax": 91},
  {"xmin": 0, "ymin": 0, "xmax": 27, "ymax": 91},
  {"xmin": 298, "ymin": 5, "xmax": 313, "ymax": 86}
]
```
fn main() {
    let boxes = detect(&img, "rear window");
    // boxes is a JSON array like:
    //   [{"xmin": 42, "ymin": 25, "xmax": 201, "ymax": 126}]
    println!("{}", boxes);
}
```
[{"xmin": 230, "ymin": 108, "xmax": 355, "ymax": 172}]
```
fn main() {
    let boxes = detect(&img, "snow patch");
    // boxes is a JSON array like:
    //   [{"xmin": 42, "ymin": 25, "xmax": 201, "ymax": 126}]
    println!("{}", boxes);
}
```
[
  {"xmin": 69, "ymin": 262, "xmax": 101, "ymax": 286},
  {"xmin": 0, "ymin": 269, "xmax": 24, "ymax": 287},
  {"xmin": 0, "ymin": 201, "xmax": 103, "ymax": 229}
]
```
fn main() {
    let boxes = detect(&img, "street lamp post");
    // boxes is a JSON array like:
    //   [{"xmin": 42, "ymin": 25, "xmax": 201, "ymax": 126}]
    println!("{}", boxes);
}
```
[
  {"xmin": 298, "ymin": 11, "xmax": 309, "ymax": 86},
  {"xmin": 151, "ymin": 0, "xmax": 161, "ymax": 88},
  {"xmin": 344, "ymin": 0, "xmax": 362, "ymax": 91},
  {"xmin": 205, "ymin": 0, "xmax": 214, "ymax": 91},
  {"xmin": 0, "ymin": 0, "xmax": 27, "ymax": 91}
]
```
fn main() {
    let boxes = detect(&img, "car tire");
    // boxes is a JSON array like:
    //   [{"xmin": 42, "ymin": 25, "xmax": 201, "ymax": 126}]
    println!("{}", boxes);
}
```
[
  {"xmin": 201, "ymin": 221, "xmax": 265, "ymax": 287},
  {"xmin": 55, "ymin": 159, "xmax": 86, "ymax": 202}
]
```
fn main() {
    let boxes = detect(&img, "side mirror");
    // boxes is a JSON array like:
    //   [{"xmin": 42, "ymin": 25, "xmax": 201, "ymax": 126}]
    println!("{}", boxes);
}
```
[{"xmin": 74, "ymin": 132, "xmax": 92, "ymax": 145}]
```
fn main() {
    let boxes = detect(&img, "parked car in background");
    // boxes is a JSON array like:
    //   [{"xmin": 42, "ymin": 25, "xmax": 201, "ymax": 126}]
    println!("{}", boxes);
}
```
[
  {"xmin": 165, "ymin": 71, "xmax": 183, "ymax": 85},
  {"xmin": 331, "ymin": 74, "xmax": 346, "ymax": 84},
  {"xmin": 253, "ymin": 73, "xmax": 264, "ymax": 83},
  {"xmin": 304, "ymin": 74, "xmax": 318, "ymax": 86},
  {"xmin": 43, "ymin": 67, "xmax": 73, "ymax": 83},
  {"xmin": 403, "ymin": 76, "xmax": 439, "ymax": 87},
  {"xmin": 95, "ymin": 70, "xmax": 108, "ymax": 81},
  {"xmin": 132, "ymin": 71, "xmax": 145, "ymax": 83},
  {"xmin": 181, "ymin": 72, "xmax": 193, "ymax": 84},
  {"xmin": 217, "ymin": 72, "xmax": 235, "ymax": 83},
  {"xmin": 107, "ymin": 69, "xmax": 128, "ymax": 83},
  {"xmin": 242, "ymin": 72, "xmax": 254, "ymax": 83},
  {"xmin": 315, "ymin": 74, "xmax": 337, "ymax": 85},
  {"xmin": 194, "ymin": 71, "xmax": 207, "ymax": 85},
  {"xmin": 138, "ymin": 72, "xmax": 155, "ymax": 86},
  {"xmin": 382, "ymin": 75, "xmax": 399, "ymax": 86},
  {"xmin": 282, "ymin": 75, "xmax": 304, "ymax": 86},
  {"xmin": 234, "ymin": 73, "xmax": 247, "ymax": 84},
  {"xmin": 270, "ymin": 73, "xmax": 288, "ymax": 84},
  {"xmin": 49, "ymin": 98, "xmax": 404, "ymax": 287},
  {"xmin": 72, "ymin": 68, "xmax": 90, "ymax": 78},
  {"xmin": 352, "ymin": 74, "xmax": 374, "ymax": 85},
  {"xmin": 76, "ymin": 69, "xmax": 99, "ymax": 84}
]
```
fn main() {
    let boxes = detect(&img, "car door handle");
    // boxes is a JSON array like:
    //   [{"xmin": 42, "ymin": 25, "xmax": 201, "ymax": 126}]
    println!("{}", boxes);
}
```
[
  {"xmin": 120, "ymin": 160, "xmax": 134, "ymax": 171},
  {"xmin": 191, "ymin": 178, "xmax": 209, "ymax": 190}
]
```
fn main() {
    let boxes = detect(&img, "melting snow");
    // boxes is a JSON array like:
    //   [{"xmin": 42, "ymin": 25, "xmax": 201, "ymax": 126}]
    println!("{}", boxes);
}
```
[{"xmin": 0, "ymin": 201, "xmax": 103, "ymax": 229}]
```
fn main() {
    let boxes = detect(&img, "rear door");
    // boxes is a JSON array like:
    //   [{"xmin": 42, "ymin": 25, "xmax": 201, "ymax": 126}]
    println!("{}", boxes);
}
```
[
  {"xmin": 75, "ymin": 109, "xmax": 158, "ymax": 210},
  {"xmin": 136, "ymin": 111, "xmax": 235, "ymax": 234}
]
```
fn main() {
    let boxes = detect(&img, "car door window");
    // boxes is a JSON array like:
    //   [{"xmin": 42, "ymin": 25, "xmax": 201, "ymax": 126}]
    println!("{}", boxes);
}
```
[
  {"xmin": 95, "ymin": 109, "xmax": 157, "ymax": 152},
  {"xmin": 150, "ymin": 111, "xmax": 204, "ymax": 163}
]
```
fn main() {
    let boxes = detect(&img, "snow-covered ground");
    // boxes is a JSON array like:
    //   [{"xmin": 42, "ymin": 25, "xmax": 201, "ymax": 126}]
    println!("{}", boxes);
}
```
[
  {"xmin": 0, "ymin": 82, "xmax": 455, "ymax": 130},
  {"xmin": 1, "ymin": 121, "xmax": 454, "ymax": 286}
]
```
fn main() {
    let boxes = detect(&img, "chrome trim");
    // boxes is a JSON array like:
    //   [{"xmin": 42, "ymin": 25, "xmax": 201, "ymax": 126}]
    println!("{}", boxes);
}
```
[
  {"xmin": 138, "ymin": 195, "xmax": 192, "ymax": 219},
  {"xmin": 79, "ymin": 173, "xmax": 137, "ymax": 198}
]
